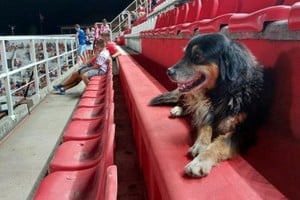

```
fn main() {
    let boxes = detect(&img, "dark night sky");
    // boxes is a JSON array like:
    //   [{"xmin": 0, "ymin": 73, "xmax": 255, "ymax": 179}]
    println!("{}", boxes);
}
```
[{"xmin": 0, "ymin": 0, "xmax": 133, "ymax": 35}]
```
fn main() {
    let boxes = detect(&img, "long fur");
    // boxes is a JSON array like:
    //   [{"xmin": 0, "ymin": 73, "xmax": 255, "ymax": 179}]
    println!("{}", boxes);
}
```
[{"xmin": 149, "ymin": 33, "xmax": 269, "ymax": 177}]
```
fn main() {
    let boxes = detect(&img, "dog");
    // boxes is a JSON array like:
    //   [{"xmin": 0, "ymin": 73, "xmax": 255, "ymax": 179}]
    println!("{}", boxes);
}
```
[{"xmin": 149, "ymin": 33, "xmax": 268, "ymax": 178}]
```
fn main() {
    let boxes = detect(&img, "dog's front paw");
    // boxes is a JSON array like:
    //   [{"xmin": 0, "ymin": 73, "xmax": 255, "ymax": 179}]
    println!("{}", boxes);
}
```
[
  {"xmin": 188, "ymin": 141, "xmax": 207, "ymax": 158},
  {"xmin": 184, "ymin": 156, "xmax": 214, "ymax": 178},
  {"xmin": 170, "ymin": 106, "xmax": 183, "ymax": 117}
]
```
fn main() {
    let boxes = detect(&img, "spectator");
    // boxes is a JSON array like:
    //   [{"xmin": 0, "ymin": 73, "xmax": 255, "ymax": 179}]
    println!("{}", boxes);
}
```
[
  {"xmin": 101, "ymin": 32, "xmax": 122, "ymax": 74},
  {"xmin": 138, "ymin": 5, "xmax": 146, "ymax": 17},
  {"xmin": 74, "ymin": 24, "xmax": 86, "ymax": 57},
  {"xmin": 53, "ymin": 39, "xmax": 110, "ymax": 94},
  {"xmin": 100, "ymin": 18, "xmax": 110, "ymax": 34},
  {"xmin": 131, "ymin": 11, "xmax": 138, "ymax": 24},
  {"xmin": 93, "ymin": 22, "xmax": 101, "ymax": 42},
  {"xmin": 85, "ymin": 27, "xmax": 94, "ymax": 53},
  {"xmin": 101, "ymin": 32, "xmax": 122, "ymax": 61}
]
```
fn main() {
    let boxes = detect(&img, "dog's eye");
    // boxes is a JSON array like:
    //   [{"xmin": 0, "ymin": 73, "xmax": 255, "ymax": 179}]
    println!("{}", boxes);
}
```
[{"xmin": 191, "ymin": 50, "xmax": 204, "ymax": 64}]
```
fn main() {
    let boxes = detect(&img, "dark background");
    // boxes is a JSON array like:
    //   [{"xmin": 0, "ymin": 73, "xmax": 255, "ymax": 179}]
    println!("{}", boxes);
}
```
[{"xmin": 0, "ymin": 0, "xmax": 133, "ymax": 35}]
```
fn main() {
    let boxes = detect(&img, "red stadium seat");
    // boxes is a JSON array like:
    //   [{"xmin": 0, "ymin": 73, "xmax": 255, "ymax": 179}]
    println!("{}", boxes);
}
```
[
  {"xmin": 176, "ymin": 0, "xmax": 219, "ymax": 35},
  {"xmin": 228, "ymin": 6, "xmax": 291, "ymax": 32},
  {"xmin": 49, "ymin": 137, "xmax": 102, "ymax": 173},
  {"xmin": 33, "ymin": 125, "xmax": 115, "ymax": 200},
  {"xmin": 82, "ymin": 89, "xmax": 106, "ymax": 98},
  {"xmin": 49, "ymin": 119, "xmax": 115, "ymax": 172},
  {"xmin": 228, "ymin": 0, "xmax": 297, "ymax": 32},
  {"xmin": 193, "ymin": 0, "xmax": 240, "ymax": 33},
  {"xmin": 63, "ymin": 118, "xmax": 105, "ymax": 141},
  {"xmin": 72, "ymin": 106, "xmax": 106, "ymax": 120},
  {"xmin": 288, "ymin": 2, "xmax": 300, "ymax": 30},
  {"xmin": 185, "ymin": 0, "xmax": 202, "ymax": 23},
  {"xmin": 104, "ymin": 165, "xmax": 118, "ymax": 200},
  {"xmin": 63, "ymin": 104, "xmax": 114, "ymax": 141},
  {"xmin": 77, "ymin": 97, "xmax": 106, "ymax": 108},
  {"xmin": 176, "ymin": 3, "xmax": 189, "ymax": 24},
  {"xmin": 180, "ymin": 0, "xmax": 281, "ymax": 35}
]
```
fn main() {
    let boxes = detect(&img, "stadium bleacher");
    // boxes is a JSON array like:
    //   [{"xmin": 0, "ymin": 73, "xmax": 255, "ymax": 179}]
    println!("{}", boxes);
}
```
[{"xmin": 32, "ymin": 0, "xmax": 300, "ymax": 199}]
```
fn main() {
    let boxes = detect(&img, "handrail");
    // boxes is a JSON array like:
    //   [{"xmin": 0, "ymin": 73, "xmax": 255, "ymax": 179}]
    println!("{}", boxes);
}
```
[{"xmin": 0, "ymin": 35, "xmax": 77, "ymax": 119}]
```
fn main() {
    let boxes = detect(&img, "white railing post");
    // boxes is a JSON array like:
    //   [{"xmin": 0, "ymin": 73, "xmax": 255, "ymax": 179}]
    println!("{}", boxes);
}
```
[
  {"xmin": 42, "ymin": 40, "xmax": 50, "ymax": 88},
  {"xmin": 64, "ymin": 40, "xmax": 68, "ymax": 69},
  {"xmin": 55, "ymin": 39, "xmax": 61, "ymax": 77},
  {"xmin": 0, "ymin": 40, "xmax": 15, "ymax": 119},
  {"xmin": 30, "ymin": 39, "xmax": 40, "ymax": 96},
  {"xmin": 71, "ymin": 41, "xmax": 75, "ymax": 67}
]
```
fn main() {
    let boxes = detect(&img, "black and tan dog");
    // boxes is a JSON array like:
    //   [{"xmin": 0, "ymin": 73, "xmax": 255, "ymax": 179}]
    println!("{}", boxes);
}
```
[{"xmin": 150, "ymin": 33, "xmax": 267, "ymax": 177}]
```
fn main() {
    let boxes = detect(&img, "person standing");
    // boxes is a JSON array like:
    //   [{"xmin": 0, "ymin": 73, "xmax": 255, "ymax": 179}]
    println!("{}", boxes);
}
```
[
  {"xmin": 93, "ymin": 22, "xmax": 101, "ymax": 42},
  {"xmin": 100, "ymin": 19, "xmax": 110, "ymax": 34},
  {"xmin": 74, "ymin": 24, "xmax": 86, "ymax": 57},
  {"xmin": 85, "ymin": 27, "xmax": 94, "ymax": 53}
]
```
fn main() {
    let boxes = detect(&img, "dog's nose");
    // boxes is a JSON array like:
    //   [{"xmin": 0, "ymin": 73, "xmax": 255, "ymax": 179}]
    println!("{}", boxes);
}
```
[{"xmin": 167, "ymin": 68, "xmax": 176, "ymax": 77}]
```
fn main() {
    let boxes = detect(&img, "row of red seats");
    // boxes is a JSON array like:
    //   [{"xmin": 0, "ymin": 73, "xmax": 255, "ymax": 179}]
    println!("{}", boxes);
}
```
[
  {"xmin": 141, "ymin": 0, "xmax": 300, "ymax": 36},
  {"xmin": 33, "ymin": 71, "xmax": 117, "ymax": 200},
  {"xmin": 118, "ymin": 54, "xmax": 286, "ymax": 200}
]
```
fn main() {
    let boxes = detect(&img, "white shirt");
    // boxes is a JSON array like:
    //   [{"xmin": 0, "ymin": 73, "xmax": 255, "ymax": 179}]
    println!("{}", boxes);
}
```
[{"xmin": 96, "ymin": 49, "xmax": 110, "ymax": 73}]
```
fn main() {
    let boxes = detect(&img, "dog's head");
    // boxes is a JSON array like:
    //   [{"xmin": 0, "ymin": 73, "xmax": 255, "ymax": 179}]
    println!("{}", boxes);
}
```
[{"xmin": 167, "ymin": 33, "xmax": 255, "ymax": 93}]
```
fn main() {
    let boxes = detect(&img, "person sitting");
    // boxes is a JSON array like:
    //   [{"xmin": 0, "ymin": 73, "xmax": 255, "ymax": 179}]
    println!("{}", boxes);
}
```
[{"xmin": 53, "ymin": 39, "xmax": 110, "ymax": 94}]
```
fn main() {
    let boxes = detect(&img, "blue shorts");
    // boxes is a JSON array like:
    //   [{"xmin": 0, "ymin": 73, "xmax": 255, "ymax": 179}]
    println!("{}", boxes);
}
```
[
  {"xmin": 77, "ymin": 44, "xmax": 86, "ymax": 56},
  {"xmin": 83, "ymin": 69, "xmax": 106, "ymax": 78}
]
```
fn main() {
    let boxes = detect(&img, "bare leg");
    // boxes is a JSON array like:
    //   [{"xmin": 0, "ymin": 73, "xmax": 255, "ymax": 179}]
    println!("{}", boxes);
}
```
[
  {"xmin": 185, "ymin": 132, "xmax": 237, "ymax": 177},
  {"xmin": 63, "ymin": 77, "xmax": 82, "ymax": 90},
  {"xmin": 81, "ymin": 74, "xmax": 90, "ymax": 86},
  {"xmin": 61, "ymin": 71, "xmax": 80, "ymax": 87}
]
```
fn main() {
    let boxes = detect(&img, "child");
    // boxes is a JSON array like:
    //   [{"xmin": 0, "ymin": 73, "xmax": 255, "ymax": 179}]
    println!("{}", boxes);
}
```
[{"xmin": 53, "ymin": 39, "xmax": 110, "ymax": 94}]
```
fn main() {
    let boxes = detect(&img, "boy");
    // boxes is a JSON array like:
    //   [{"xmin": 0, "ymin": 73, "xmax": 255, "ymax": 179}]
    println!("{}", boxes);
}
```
[{"xmin": 53, "ymin": 39, "xmax": 110, "ymax": 94}]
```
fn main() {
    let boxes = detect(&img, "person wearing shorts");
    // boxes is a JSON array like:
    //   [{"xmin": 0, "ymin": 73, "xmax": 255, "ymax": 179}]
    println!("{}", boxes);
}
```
[{"xmin": 53, "ymin": 39, "xmax": 110, "ymax": 94}]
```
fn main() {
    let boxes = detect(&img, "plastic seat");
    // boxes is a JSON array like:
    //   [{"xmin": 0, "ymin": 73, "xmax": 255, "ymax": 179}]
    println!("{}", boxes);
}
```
[
  {"xmin": 194, "ymin": 0, "xmax": 240, "ymax": 33},
  {"xmin": 228, "ymin": 0, "xmax": 296, "ymax": 32},
  {"xmin": 49, "ymin": 137, "xmax": 102, "ymax": 173},
  {"xmin": 288, "ymin": 2, "xmax": 300, "ymax": 30},
  {"xmin": 82, "ymin": 89, "xmax": 106, "ymax": 98},
  {"xmin": 104, "ymin": 165, "xmax": 118, "ymax": 200},
  {"xmin": 180, "ymin": 0, "xmax": 280, "ymax": 35},
  {"xmin": 63, "ymin": 104, "xmax": 114, "ymax": 141},
  {"xmin": 228, "ymin": 6, "xmax": 291, "ymax": 32},
  {"xmin": 72, "ymin": 106, "xmax": 106, "ymax": 120},
  {"xmin": 33, "ymin": 125, "xmax": 116, "ymax": 200},
  {"xmin": 175, "ymin": 0, "xmax": 218, "ymax": 35},
  {"xmin": 63, "ymin": 118, "xmax": 104, "ymax": 142},
  {"xmin": 77, "ymin": 97, "xmax": 106, "ymax": 108},
  {"xmin": 49, "ymin": 119, "xmax": 114, "ymax": 172}
]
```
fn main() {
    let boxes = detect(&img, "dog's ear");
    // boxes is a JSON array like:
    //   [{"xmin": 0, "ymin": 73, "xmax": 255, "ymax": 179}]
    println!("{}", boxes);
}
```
[{"xmin": 219, "ymin": 42, "xmax": 248, "ymax": 82}]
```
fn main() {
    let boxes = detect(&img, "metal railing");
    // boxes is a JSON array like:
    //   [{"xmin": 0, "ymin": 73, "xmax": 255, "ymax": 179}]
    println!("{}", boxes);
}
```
[
  {"xmin": 0, "ymin": 35, "xmax": 77, "ymax": 119},
  {"xmin": 110, "ymin": 0, "xmax": 148, "ymax": 40}
]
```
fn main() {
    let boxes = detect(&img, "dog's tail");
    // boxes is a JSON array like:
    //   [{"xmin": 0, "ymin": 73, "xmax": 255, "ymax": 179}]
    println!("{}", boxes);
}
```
[{"xmin": 149, "ymin": 88, "xmax": 181, "ymax": 106}]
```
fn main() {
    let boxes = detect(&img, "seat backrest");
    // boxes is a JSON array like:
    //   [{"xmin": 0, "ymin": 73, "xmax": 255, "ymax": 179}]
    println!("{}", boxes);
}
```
[
  {"xmin": 216, "ymin": 0, "xmax": 241, "ymax": 15},
  {"xmin": 186, "ymin": 0, "xmax": 202, "ymax": 23},
  {"xmin": 198, "ymin": 0, "xmax": 219, "ymax": 20},
  {"xmin": 167, "ymin": 8, "xmax": 180, "ymax": 26},
  {"xmin": 283, "ymin": 0, "xmax": 300, "ymax": 5},
  {"xmin": 177, "ymin": 3, "xmax": 189, "ymax": 24},
  {"xmin": 96, "ymin": 124, "xmax": 116, "ymax": 199},
  {"xmin": 104, "ymin": 165, "xmax": 118, "ymax": 200},
  {"xmin": 239, "ymin": 0, "xmax": 281, "ymax": 13}
]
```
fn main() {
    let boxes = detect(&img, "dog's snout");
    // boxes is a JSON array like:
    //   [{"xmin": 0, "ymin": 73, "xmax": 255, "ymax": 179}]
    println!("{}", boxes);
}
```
[{"xmin": 167, "ymin": 68, "xmax": 176, "ymax": 77}]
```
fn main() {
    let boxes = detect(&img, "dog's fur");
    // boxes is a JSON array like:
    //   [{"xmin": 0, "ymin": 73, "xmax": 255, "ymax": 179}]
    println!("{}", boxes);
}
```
[{"xmin": 149, "ymin": 33, "xmax": 267, "ymax": 177}]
